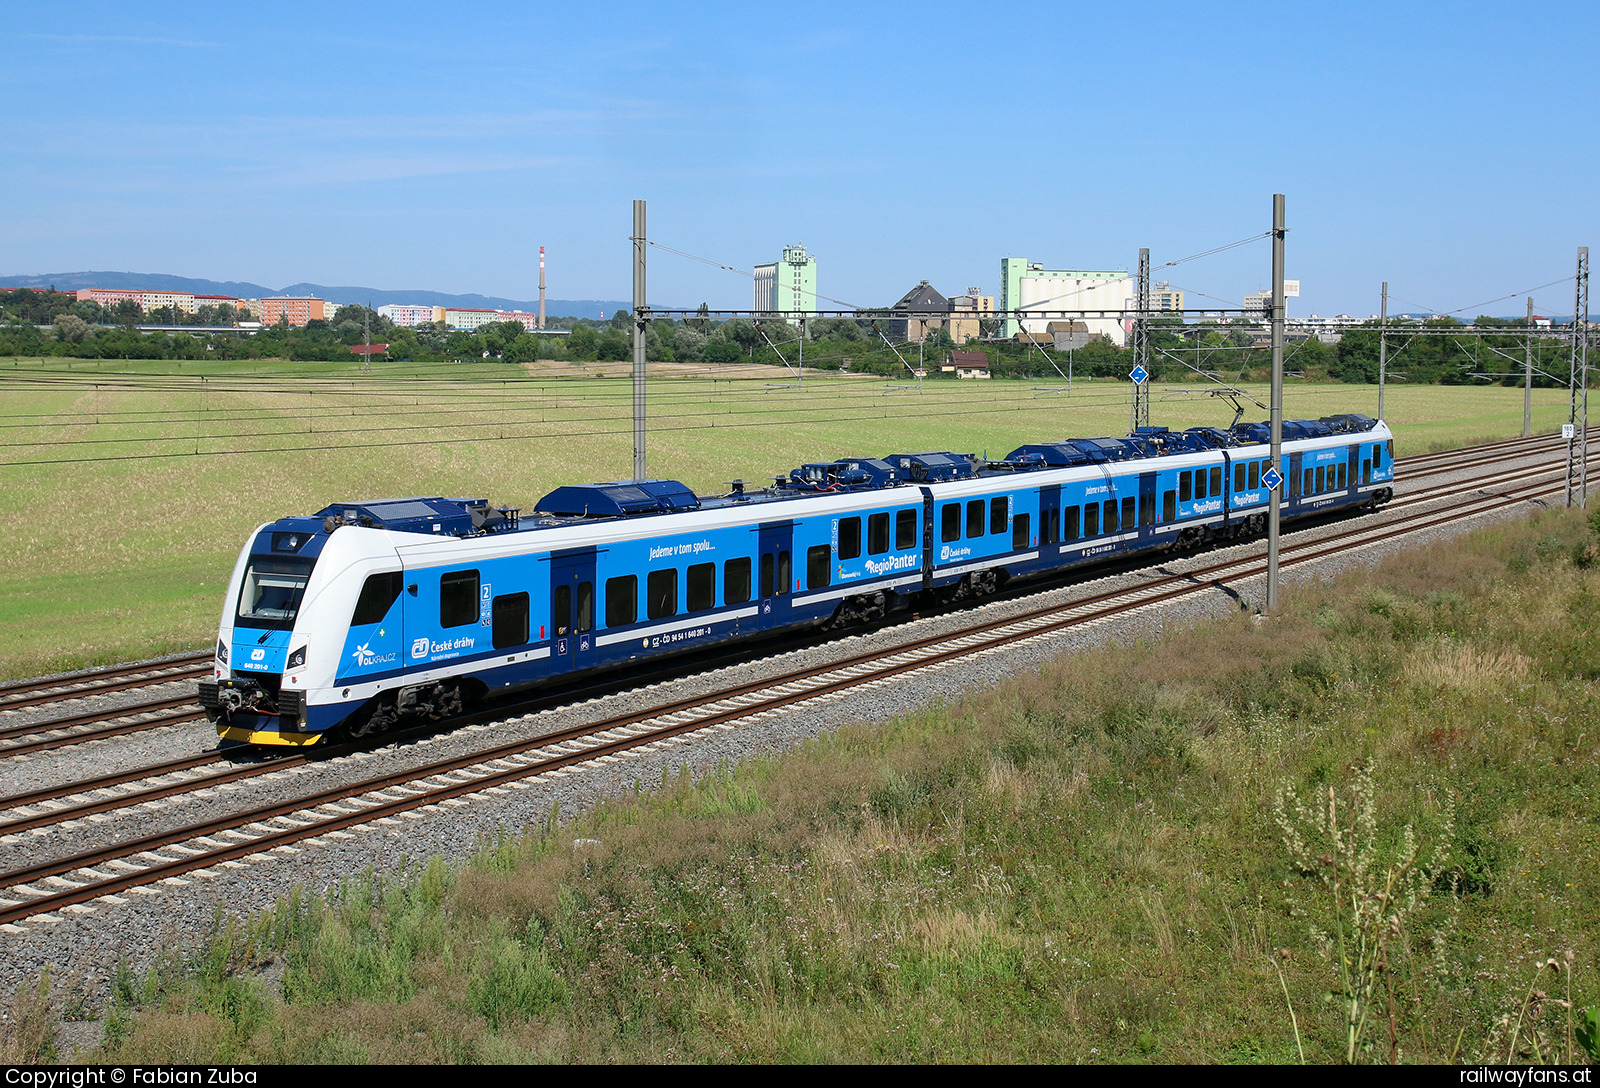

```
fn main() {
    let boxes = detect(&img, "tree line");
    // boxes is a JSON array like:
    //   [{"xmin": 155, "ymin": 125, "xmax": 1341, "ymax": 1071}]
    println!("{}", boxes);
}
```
[{"xmin": 0, "ymin": 287, "xmax": 1579, "ymax": 385}]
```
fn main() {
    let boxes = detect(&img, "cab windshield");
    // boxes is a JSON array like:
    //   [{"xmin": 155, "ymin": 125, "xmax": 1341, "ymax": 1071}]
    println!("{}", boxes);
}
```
[{"xmin": 235, "ymin": 557, "xmax": 315, "ymax": 629}]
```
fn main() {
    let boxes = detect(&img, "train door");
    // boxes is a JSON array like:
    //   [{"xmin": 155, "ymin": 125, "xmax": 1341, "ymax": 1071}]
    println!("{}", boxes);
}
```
[
  {"xmin": 1346, "ymin": 444, "xmax": 1358, "ymax": 493},
  {"xmin": 1219, "ymin": 451, "xmax": 1235, "ymax": 530},
  {"xmin": 1040, "ymin": 484, "xmax": 1062, "ymax": 550},
  {"xmin": 549, "ymin": 548, "xmax": 597, "ymax": 673},
  {"xmin": 756, "ymin": 520, "xmax": 794, "ymax": 628},
  {"xmin": 1288, "ymin": 452, "xmax": 1304, "ymax": 505},
  {"xmin": 1138, "ymin": 472, "xmax": 1157, "ymax": 538}
]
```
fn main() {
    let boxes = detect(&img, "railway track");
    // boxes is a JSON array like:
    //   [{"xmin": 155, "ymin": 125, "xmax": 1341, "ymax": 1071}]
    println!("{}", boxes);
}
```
[
  {"xmin": 1396, "ymin": 424, "xmax": 1595, "ymax": 471},
  {"xmin": 0, "ymin": 696, "xmax": 206, "ymax": 758},
  {"xmin": 2, "ymin": 436, "xmax": 1594, "ymax": 799},
  {"xmin": 0, "ymin": 654, "xmax": 211, "ymax": 713},
  {"xmin": 0, "ymin": 440, "xmax": 1588, "ymax": 931},
  {"xmin": 3, "ymin": 433, "xmax": 1590, "ymax": 772}
]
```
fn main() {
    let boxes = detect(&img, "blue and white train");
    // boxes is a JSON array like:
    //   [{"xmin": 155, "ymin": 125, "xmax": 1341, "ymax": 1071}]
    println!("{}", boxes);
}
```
[{"xmin": 201, "ymin": 413, "xmax": 1394, "ymax": 746}]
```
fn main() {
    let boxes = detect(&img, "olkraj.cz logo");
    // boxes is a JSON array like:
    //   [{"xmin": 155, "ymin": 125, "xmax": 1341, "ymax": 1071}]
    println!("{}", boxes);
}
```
[
  {"xmin": 351, "ymin": 643, "xmax": 396, "ymax": 668},
  {"xmin": 411, "ymin": 637, "xmax": 430, "ymax": 659}
]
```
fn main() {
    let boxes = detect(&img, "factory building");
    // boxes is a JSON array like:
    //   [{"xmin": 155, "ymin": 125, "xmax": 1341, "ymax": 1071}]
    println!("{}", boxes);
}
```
[
  {"xmin": 753, "ymin": 244, "xmax": 817, "ymax": 321},
  {"xmin": 999, "ymin": 258, "xmax": 1134, "ymax": 347},
  {"xmin": 883, "ymin": 280, "xmax": 949, "ymax": 342},
  {"xmin": 947, "ymin": 288, "xmax": 994, "ymax": 344}
]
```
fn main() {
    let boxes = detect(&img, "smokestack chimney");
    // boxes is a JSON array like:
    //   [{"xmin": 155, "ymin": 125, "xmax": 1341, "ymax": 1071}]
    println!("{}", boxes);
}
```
[{"xmin": 538, "ymin": 246, "xmax": 546, "ymax": 330}]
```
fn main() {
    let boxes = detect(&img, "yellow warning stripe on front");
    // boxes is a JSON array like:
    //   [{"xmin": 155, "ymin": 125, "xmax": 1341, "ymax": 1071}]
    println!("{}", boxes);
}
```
[{"xmin": 218, "ymin": 725, "xmax": 325, "ymax": 747}]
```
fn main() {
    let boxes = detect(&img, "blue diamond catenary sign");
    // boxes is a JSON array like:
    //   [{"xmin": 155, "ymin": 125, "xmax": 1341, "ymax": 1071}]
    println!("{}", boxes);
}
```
[
  {"xmin": 1129, "ymin": 365, "xmax": 1149, "ymax": 384},
  {"xmin": 1261, "ymin": 466, "xmax": 1284, "ymax": 491}
]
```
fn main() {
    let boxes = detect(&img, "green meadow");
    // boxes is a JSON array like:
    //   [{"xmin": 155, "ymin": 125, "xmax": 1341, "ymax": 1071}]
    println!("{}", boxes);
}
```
[{"xmin": 0, "ymin": 355, "xmax": 1575, "ymax": 678}]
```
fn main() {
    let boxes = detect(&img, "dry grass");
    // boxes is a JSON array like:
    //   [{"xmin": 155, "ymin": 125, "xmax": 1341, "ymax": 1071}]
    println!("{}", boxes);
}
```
[{"xmin": 1404, "ymin": 640, "xmax": 1533, "ymax": 690}]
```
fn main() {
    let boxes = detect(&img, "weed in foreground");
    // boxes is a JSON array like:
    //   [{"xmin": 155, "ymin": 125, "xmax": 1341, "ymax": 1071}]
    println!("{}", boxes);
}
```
[
  {"xmin": 1275, "ymin": 764, "xmax": 1458, "ymax": 1063},
  {"xmin": 0, "ymin": 972, "xmax": 55, "ymax": 1064}
]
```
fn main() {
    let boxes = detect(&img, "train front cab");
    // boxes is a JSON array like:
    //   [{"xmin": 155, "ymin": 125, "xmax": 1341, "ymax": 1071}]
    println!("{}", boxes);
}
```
[{"xmin": 203, "ymin": 520, "xmax": 333, "ymax": 748}]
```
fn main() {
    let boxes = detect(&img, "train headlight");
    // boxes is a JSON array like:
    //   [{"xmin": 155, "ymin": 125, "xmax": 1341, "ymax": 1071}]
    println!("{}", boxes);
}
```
[
  {"xmin": 287, "ymin": 646, "xmax": 307, "ymax": 669},
  {"xmin": 217, "ymin": 640, "xmax": 229, "ymax": 664}
]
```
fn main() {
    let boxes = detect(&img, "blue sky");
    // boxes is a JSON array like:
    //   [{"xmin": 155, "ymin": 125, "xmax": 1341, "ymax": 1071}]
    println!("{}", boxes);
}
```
[{"xmin": 3, "ymin": 1, "xmax": 1595, "ymax": 317}]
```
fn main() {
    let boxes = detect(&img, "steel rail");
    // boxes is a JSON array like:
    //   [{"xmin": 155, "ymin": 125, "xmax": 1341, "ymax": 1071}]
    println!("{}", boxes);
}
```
[
  {"xmin": 0, "ymin": 662, "xmax": 211, "ymax": 713},
  {"xmin": 0, "ymin": 653, "xmax": 211, "ymax": 706}
]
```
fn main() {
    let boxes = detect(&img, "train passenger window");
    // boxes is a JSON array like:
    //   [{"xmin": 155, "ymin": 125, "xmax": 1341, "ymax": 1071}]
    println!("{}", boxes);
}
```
[
  {"xmin": 1127, "ymin": 496, "xmax": 1141, "ymax": 529},
  {"xmin": 439, "ymin": 569, "xmax": 479, "ymax": 628},
  {"xmin": 778, "ymin": 550, "xmax": 790, "ymax": 595},
  {"xmin": 1163, "ymin": 491, "xmax": 1176, "ymax": 523},
  {"xmin": 647, "ymin": 569, "xmax": 677, "ymax": 620},
  {"xmin": 553, "ymin": 583, "xmax": 571, "ymax": 636},
  {"xmin": 1103, "ymin": 499, "xmax": 1118, "ymax": 534},
  {"xmin": 351, "ymin": 571, "xmax": 403, "ymax": 627},
  {"xmin": 896, "ymin": 509, "xmax": 917, "ymax": 549},
  {"xmin": 868, "ymin": 513, "xmax": 890, "ymax": 555},
  {"xmin": 1210, "ymin": 466, "xmax": 1222, "ymax": 495},
  {"xmin": 967, "ymin": 499, "xmax": 985, "ymax": 539},
  {"xmin": 1315, "ymin": 465, "xmax": 1326, "ymax": 493},
  {"xmin": 941, "ymin": 504, "xmax": 961, "ymax": 542},
  {"xmin": 1012, "ymin": 512, "xmax": 1030, "ymax": 549},
  {"xmin": 1374, "ymin": 444, "xmax": 1385, "ymax": 469},
  {"xmin": 990, "ymin": 497, "xmax": 1008, "ymax": 535},
  {"xmin": 1338, "ymin": 463, "xmax": 1348, "ymax": 488},
  {"xmin": 807, "ymin": 545, "xmax": 830, "ymax": 590},
  {"xmin": 1194, "ymin": 469, "xmax": 1206, "ymax": 500},
  {"xmin": 576, "ymin": 582, "xmax": 593, "ymax": 633},
  {"xmin": 1249, "ymin": 461, "xmax": 1261, "ymax": 490},
  {"xmin": 1363, "ymin": 459, "xmax": 1371, "ymax": 485},
  {"xmin": 1179, "ymin": 473, "xmax": 1192, "ymax": 503},
  {"xmin": 1064, "ymin": 505, "xmax": 1081, "ymax": 541},
  {"xmin": 760, "ymin": 554, "xmax": 774, "ymax": 599},
  {"xmin": 1083, "ymin": 502, "xmax": 1099, "ymax": 537},
  {"xmin": 492, "ymin": 592, "xmax": 529, "ymax": 650},
  {"xmin": 725, "ymin": 558, "xmax": 752, "ymax": 605},
  {"xmin": 605, "ymin": 575, "xmax": 636, "ymax": 628},
  {"xmin": 1235, "ymin": 463, "xmax": 1247, "ymax": 492},
  {"xmin": 687, "ymin": 562, "xmax": 715, "ymax": 612},
  {"xmin": 839, "ymin": 517, "xmax": 862, "ymax": 561}
]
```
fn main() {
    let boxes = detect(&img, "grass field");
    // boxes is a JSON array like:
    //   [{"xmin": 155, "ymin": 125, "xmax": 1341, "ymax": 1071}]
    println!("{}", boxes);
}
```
[
  {"xmin": 13, "ymin": 508, "xmax": 1596, "ymax": 1064},
  {"xmin": 0, "ymin": 355, "xmax": 1576, "ymax": 678}
]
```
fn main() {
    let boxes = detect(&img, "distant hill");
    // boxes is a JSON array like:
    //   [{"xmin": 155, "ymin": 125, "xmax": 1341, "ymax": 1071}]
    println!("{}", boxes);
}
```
[{"xmin": 0, "ymin": 271, "xmax": 634, "ymax": 320}]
